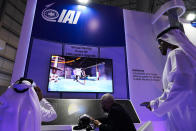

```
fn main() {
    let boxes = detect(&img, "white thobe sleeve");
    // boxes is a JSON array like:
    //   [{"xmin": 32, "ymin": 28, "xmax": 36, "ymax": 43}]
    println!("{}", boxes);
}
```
[
  {"xmin": 150, "ymin": 50, "xmax": 194, "ymax": 116},
  {"xmin": 40, "ymin": 98, "xmax": 57, "ymax": 122}
]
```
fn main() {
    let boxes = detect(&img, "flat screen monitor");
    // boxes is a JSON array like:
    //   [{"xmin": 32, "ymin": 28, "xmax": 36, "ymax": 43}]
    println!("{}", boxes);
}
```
[{"xmin": 48, "ymin": 55, "xmax": 113, "ymax": 93}]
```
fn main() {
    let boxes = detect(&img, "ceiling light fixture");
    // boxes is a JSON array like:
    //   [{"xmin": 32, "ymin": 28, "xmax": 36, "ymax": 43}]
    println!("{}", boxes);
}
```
[
  {"xmin": 78, "ymin": 0, "xmax": 89, "ymax": 4},
  {"xmin": 186, "ymin": 13, "xmax": 196, "ymax": 21}
]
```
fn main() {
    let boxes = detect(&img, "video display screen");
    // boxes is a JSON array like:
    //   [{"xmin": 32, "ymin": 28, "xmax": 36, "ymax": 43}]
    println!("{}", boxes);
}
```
[{"xmin": 48, "ymin": 55, "xmax": 113, "ymax": 93}]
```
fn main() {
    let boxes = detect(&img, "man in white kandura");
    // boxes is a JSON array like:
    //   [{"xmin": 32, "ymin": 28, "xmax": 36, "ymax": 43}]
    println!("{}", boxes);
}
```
[
  {"xmin": 0, "ymin": 78, "xmax": 41, "ymax": 131},
  {"xmin": 0, "ymin": 78, "xmax": 57, "ymax": 131},
  {"xmin": 141, "ymin": 28, "xmax": 196, "ymax": 131}
]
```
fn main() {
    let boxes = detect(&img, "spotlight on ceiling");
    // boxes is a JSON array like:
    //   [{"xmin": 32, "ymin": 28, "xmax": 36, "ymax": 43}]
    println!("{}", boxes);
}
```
[
  {"xmin": 186, "ymin": 13, "xmax": 196, "ymax": 21},
  {"xmin": 78, "ymin": 0, "xmax": 89, "ymax": 4}
]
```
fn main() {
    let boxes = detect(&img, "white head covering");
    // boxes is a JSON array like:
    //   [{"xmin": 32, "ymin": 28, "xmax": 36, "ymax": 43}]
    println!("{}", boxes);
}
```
[
  {"xmin": 0, "ymin": 83, "xmax": 41, "ymax": 131},
  {"xmin": 158, "ymin": 28, "xmax": 196, "ymax": 72}
]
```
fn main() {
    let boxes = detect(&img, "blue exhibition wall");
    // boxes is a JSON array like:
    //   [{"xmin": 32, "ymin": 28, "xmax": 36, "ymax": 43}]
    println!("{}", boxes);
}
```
[
  {"xmin": 26, "ymin": 0, "xmax": 128, "ymax": 99},
  {"xmin": 31, "ymin": 0, "xmax": 125, "ymax": 46}
]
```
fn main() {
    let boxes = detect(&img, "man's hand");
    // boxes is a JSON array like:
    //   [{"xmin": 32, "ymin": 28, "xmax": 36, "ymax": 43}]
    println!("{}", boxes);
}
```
[
  {"xmin": 90, "ymin": 117, "xmax": 102, "ymax": 127},
  {"xmin": 92, "ymin": 119, "xmax": 102, "ymax": 127},
  {"xmin": 140, "ymin": 102, "xmax": 152, "ymax": 111}
]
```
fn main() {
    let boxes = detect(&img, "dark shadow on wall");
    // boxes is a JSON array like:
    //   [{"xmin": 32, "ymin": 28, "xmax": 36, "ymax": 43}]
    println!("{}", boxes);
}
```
[{"xmin": 0, "ymin": 86, "xmax": 7, "ymax": 96}]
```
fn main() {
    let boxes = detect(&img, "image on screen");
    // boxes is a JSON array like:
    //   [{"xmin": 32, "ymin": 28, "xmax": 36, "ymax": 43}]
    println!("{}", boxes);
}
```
[{"xmin": 48, "ymin": 55, "xmax": 113, "ymax": 93}]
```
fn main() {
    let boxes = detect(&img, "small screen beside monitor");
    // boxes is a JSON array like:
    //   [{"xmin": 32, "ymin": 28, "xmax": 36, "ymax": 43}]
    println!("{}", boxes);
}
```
[{"xmin": 48, "ymin": 55, "xmax": 113, "ymax": 93}]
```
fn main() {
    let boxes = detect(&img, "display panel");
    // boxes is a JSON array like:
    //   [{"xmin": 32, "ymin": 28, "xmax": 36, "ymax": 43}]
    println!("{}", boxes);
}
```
[
  {"xmin": 42, "ymin": 99, "xmax": 140, "ymax": 125},
  {"xmin": 48, "ymin": 55, "xmax": 113, "ymax": 93}
]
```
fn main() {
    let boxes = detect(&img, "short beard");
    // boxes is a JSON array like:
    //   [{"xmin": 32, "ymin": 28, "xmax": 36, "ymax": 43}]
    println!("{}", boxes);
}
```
[{"xmin": 102, "ymin": 107, "xmax": 109, "ymax": 113}]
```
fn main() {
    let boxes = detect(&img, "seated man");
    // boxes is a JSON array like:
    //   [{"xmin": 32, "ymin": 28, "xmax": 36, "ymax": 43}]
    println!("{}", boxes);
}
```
[{"xmin": 92, "ymin": 93, "xmax": 136, "ymax": 131}]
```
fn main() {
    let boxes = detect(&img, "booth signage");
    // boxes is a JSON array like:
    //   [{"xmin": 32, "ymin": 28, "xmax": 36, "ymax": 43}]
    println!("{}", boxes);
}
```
[
  {"xmin": 65, "ymin": 45, "xmax": 98, "ymax": 57},
  {"xmin": 41, "ymin": 3, "xmax": 81, "ymax": 24},
  {"xmin": 32, "ymin": 0, "xmax": 125, "ymax": 46}
]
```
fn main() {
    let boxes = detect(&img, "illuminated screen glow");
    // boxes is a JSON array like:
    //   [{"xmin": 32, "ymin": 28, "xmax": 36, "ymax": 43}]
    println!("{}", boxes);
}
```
[
  {"xmin": 78, "ymin": 0, "xmax": 89, "ymax": 4},
  {"xmin": 48, "ymin": 55, "xmax": 113, "ymax": 93}
]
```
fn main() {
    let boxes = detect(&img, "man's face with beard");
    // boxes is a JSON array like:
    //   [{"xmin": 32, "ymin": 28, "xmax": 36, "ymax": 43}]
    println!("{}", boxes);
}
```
[{"xmin": 101, "ymin": 99, "xmax": 113, "ymax": 113}]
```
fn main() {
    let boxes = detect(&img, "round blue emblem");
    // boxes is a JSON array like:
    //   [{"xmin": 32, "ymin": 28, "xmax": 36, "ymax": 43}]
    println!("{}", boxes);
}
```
[{"xmin": 42, "ymin": 9, "xmax": 59, "ymax": 22}]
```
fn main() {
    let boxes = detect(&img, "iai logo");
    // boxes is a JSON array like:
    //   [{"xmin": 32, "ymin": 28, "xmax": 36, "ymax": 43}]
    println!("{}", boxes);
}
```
[{"xmin": 41, "ymin": 3, "xmax": 81, "ymax": 24}]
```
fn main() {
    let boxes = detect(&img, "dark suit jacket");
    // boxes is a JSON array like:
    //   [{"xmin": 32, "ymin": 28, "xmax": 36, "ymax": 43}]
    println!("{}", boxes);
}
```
[{"xmin": 99, "ymin": 103, "xmax": 136, "ymax": 131}]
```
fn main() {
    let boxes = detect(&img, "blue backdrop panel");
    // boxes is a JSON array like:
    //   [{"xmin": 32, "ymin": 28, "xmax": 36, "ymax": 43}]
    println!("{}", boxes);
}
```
[
  {"xmin": 98, "ymin": 47, "xmax": 128, "ymax": 99},
  {"xmin": 27, "ymin": 38, "xmax": 128, "ymax": 99},
  {"xmin": 31, "ymin": 0, "xmax": 125, "ymax": 46},
  {"xmin": 26, "ymin": 39, "xmax": 63, "ymax": 98},
  {"xmin": 26, "ymin": 0, "xmax": 128, "ymax": 99}
]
